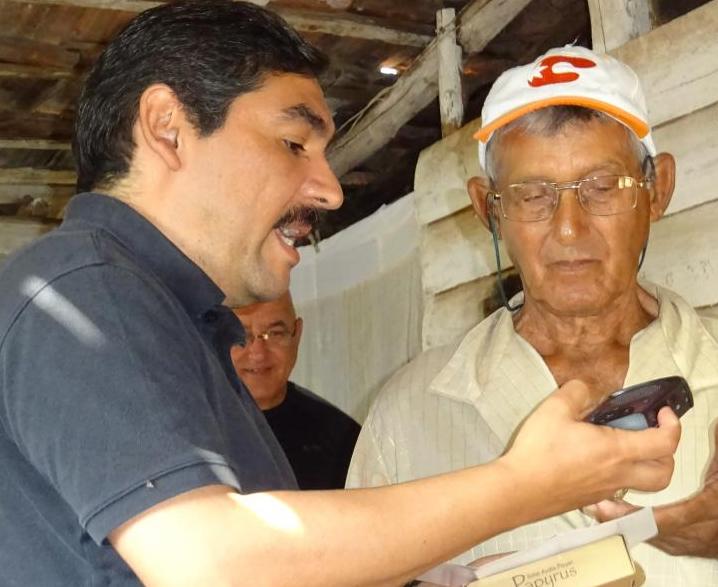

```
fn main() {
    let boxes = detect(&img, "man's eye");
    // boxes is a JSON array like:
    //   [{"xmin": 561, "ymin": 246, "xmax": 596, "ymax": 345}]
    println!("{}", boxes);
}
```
[{"xmin": 283, "ymin": 140, "xmax": 305, "ymax": 155}]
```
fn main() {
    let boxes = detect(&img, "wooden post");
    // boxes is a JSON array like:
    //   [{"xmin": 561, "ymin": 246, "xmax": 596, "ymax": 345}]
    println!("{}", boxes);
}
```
[
  {"xmin": 588, "ymin": 0, "xmax": 652, "ymax": 52},
  {"xmin": 328, "ymin": 0, "xmax": 530, "ymax": 177},
  {"xmin": 436, "ymin": 8, "xmax": 464, "ymax": 137}
]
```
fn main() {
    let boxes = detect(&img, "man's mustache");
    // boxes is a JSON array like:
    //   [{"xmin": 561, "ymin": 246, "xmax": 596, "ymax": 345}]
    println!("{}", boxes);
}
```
[{"xmin": 274, "ymin": 207, "xmax": 320, "ymax": 232}]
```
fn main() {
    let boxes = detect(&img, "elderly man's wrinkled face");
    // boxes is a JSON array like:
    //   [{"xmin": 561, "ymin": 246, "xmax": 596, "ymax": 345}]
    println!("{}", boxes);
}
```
[
  {"xmin": 231, "ymin": 293, "xmax": 302, "ymax": 410},
  {"xmin": 484, "ymin": 119, "xmax": 672, "ymax": 317}
]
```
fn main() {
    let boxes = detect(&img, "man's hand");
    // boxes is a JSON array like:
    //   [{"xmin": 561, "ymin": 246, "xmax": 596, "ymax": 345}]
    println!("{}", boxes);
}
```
[
  {"xmin": 584, "ymin": 425, "xmax": 718, "ymax": 559},
  {"xmin": 503, "ymin": 379, "xmax": 682, "ymax": 516}
]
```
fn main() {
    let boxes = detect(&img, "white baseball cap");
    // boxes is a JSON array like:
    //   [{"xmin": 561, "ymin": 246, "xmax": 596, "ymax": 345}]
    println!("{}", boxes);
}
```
[{"xmin": 475, "ymin": 45, "xmax": 655, "ymax": 169}]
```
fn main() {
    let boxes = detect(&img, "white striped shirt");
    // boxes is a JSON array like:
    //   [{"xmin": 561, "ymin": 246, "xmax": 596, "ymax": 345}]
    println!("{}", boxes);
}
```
[{"xmin": 347, "ymin": 283, "xmax": 718, "ymax": 586}]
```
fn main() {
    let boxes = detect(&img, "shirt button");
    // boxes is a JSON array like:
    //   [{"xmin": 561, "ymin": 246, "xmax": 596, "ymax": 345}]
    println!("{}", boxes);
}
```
[{"xmin": 203, "ymin": 309, "xmax": 218, "ymax": 323}]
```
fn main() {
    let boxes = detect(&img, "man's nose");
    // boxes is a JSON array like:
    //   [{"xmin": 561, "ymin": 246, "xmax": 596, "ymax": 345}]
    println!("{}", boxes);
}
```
[
  {"xmin": 551, "ymin": 187, "xmax": 590, "ymax": 242},
  {"xmin": 246, "ymin": 335, "xmax": 269, "ymax": 357},
  {"xmin": 303, "ymin": 155, "xmax": 344, "ymax": 211}
]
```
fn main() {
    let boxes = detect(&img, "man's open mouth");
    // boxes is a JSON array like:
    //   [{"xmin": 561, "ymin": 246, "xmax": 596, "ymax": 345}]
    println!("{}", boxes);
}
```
[{"xmin": 274, "ymin": 208, "xmax": 318, "ymax": 247}]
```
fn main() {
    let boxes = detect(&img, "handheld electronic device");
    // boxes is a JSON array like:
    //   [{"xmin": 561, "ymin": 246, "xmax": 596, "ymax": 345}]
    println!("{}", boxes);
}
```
[{"xmin": 585, "ymin": 375, "xmax": 693, "ymax": 430}]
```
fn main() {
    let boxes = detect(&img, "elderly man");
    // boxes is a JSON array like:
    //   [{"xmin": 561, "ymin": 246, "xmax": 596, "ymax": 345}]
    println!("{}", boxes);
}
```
[
  {"xmin": 231, "ymin": 293, "xmax": 360, "ymax": 489},
  {"xmin": 0, "ymin": 7, "xmax": 681, "ymax": 585},
  {"xmin": 348, "ymin": 45, "xmax": 718, "ymax": 584}
]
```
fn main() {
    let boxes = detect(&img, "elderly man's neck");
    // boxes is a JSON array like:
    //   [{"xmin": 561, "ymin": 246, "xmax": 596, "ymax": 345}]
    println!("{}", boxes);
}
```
[{"xmin": 513, "ymin": 284, "xmax": 658, "ymax": 397}]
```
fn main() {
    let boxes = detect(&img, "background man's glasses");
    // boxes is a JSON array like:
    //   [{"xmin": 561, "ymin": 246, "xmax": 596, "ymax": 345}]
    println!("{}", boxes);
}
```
[
  {"xmin": 244, "ymin": 324, "xmax": 298, "ymax": 348},
  {"xmin": 491, "ymin": 175, "xmax": 648, "ymax": 222}
]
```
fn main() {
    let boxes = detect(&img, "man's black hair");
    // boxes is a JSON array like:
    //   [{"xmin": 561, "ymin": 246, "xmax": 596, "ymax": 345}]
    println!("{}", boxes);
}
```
[{"xmin": 72, "ymin": 0, "xmax": 328, "ymax": 192}]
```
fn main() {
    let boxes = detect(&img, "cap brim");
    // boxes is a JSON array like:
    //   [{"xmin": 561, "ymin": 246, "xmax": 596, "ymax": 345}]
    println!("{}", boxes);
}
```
[{"xmin": 474, "ymin": 96, "xmax": 650, "ymax": 143}]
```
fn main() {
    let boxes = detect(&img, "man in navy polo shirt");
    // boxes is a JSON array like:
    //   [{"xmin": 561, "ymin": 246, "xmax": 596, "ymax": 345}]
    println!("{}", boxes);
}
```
[{"xmin": 0, "ymin": 2, "xmax": 681, "ymax": 586}]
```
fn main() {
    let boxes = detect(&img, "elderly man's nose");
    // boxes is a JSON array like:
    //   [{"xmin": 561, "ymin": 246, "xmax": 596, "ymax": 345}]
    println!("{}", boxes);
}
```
[{"xmin": 553, "ymin": 189, "xmax": 588, "ymax": 241}]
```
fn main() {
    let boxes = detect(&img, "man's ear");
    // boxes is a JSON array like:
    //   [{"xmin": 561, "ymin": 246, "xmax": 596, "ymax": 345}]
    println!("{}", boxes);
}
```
[
  {"xmin": 136, "ymin": 84, "xmax": 185, "ymax": 172},
  {"xmin": 467, "ymin": 175, "xmax": 496, "ymax": 234},
  {"xmin": 648, "ymin": 152, "xmax": 676, "ymax": 222}
]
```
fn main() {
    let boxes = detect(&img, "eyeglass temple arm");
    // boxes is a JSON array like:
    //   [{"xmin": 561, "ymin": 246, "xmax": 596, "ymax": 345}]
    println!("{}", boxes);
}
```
[{"xmin": 487, "ymin": 196, "xmax": 523, "ymax": 313}]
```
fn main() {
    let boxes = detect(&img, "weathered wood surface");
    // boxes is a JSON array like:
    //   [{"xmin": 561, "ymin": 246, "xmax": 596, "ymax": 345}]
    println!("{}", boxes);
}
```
[
  {"xmin": 0, "ymin": 168, "xmax": 76, "ymax": 185},
  {"xmin": 328, "ymin": 0, "xmax": 532, "ymax": 177},
  {"xmin": 3, "ymin": 0, "xmax": 432, "ymax": 47},
  {"xmin": 0, "ymin": 217, "xmax": 56, "ymax": 258},
  {"xmin": 613, "ymin": 0, "xmax": 718, "ymax": 128},
  {"xmin": 422, "ymin": 272, "xmax": 497, "ymax": 349},
  {"xmin": 0, "ymin": 139, "xmax": 71, "ymax": 151},
  {"xmin": 587, "ymin": 0, "xmax": 651, "ymax": 52},
  {"xmin": 414, "ymin": 118, "xmax": 481, "ymax": 226},
  {"xmin": 437, "ymin": 8, "xmax": 464, "ymax": 137}
]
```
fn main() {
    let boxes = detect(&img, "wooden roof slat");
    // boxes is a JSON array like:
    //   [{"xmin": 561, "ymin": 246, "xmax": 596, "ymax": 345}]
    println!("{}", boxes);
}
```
[
  {"xmin": 0, "ymin": 63, "xmax": 73, "ymax": 79},
  {"xmin": 275, "ymin": 7, "xmax": 432, "ymax": 47},
  {"xmin": 0, "ymin": 35, "xmax": 80, "ymax": 69},
  {"xmin": 328, "ymin": 0, "xmax": 532, "ymax": 178},
  {"xmin": 4, "ymin": 0, "xmax": 433, "ymax": 47},
  {"xmin": 0, "ymin": 111, "xmax": 74, "ymax": 140},
  {"xmin": 0, "ymin": 216, "xmax": 57, "ymax": 258},
  {"xmin": 0, "ymin": 167, "xmax": 76, "ymax": 185},
  {"xmin": 0, "ymin": 139, "xmax": 72, "ymax": 150}
]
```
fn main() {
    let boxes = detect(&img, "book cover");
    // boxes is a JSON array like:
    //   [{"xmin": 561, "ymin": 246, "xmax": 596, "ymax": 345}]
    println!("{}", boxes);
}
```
[
  {"xmin": 415, "ymin": 508, "xmax": 656, "ymax": 587},
  {"xmin": 467, "ymin": 534, "xmax": 639, "ymax": 587}
]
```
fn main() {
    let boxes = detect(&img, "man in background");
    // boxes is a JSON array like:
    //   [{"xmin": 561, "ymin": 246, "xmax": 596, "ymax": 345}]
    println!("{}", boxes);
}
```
[{"xmin": 232, "ymin": 293, "xmax": 360, "ymax": 489}]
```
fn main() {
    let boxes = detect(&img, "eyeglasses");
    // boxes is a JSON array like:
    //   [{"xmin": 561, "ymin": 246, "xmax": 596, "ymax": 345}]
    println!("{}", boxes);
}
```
[
  {"xmin": 244, "ymin": 323, "xmax": 298, "ymax": 348},
  {"xmin": 491, "ymin": 175, "xmax": 648, "ymax": 222}
]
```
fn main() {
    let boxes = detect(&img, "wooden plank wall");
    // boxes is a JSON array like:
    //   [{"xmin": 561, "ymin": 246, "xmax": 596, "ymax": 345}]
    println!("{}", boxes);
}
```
[{"xmin": 415, "ymin": 0, "xmax": 718, "ymax": 350}]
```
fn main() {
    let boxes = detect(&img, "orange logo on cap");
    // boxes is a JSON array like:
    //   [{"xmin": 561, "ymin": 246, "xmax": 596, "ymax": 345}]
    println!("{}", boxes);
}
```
[{"xmin": 528, "ymin": 55, "xmax": 596, "ymax": 87}]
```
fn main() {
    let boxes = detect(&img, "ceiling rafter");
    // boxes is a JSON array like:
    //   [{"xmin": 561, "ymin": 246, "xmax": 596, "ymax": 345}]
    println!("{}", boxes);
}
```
[
  {"xmin": 0, "ymin": 139, "xmax": 72, "ymax": 150},
  {"xmin": 327, "ymin": 0, "xmax": 533, "ymax": 178},
  {"xmin": 0, "ymin": 168, "xmax": 76, "ymax": 185},
  {"xmin": 3, "ymin": 0, "xmax": 433, "ymax": 47}
]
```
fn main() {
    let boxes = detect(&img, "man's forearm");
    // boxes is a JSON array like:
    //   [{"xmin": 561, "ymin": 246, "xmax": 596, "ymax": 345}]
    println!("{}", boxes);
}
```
[
  {"xmin": 111, "ymin": 381, "xmax": 680, "ymax": 587},
  {"xmin": 109, "ymin": 460, "xmax": 562, "ymax": 587}
]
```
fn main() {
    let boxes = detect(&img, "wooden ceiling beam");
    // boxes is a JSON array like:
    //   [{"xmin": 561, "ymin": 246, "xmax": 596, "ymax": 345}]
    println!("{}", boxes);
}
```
[
  {"xmin": 4, "ymin": 0, "xmax": 432, "ymax": 47},
  {"xmin": 0, "ymin": 217, "xmax": 57, "ymax": 258},
  {"xmin": 272, "ymin": 8, "xmax": 432, "ymax": 47},
  {"xmin": 0, "ymin": 64, "xmax": 73, "ymax": 79},
  {"xmin": 0, "ymin": 168, "xmax": 76, "ymax": 186},
  {"xmin": 0, "ymin": 139, "xmax": 72, "ymax": 151},
  {"xmin": 588, "ymin": 0, "xmax": 652, "ymax": 52},
  {"xmin": 339, "ymin": 170, "xmax": 377, "ymax": 187},
  {"xmin": 0, "ymin": 35, "xmax": 80, "ymax": 69},
  {"xmin": 328, "ymin": 0, "xmax": 532, "ymax": 177},
  {"xmin": 0, "ymin": 111, "xmax": 73, "ymax": 141}
]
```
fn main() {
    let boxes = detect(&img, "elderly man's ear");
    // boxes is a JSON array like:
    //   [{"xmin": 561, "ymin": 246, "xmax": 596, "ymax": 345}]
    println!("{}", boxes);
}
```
[
  {"xmin": 649, "ymin": 153, "xmax": 676, "ymax": 222},
  {"xmin": 467, "ymin": 176, "xmax": 496, "ymax": 233}
]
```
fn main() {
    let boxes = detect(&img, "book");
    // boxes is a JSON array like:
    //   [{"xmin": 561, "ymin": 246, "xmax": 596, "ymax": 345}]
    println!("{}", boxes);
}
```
[
  {"xmin": 467, "ymin": 534, "xmax": 638, "ymax": 587},
  {"xmin": 415, "ymin": 508, "xmax": 656, "ymax": 587}
]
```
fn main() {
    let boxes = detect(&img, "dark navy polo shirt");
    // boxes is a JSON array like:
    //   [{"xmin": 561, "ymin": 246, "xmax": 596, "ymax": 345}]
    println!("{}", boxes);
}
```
[
  {"xmin": 264, "ymin": 382, "xmax": 360, "ymax": 490},
  {"xmin": 0, "ymin": 193, "xmax": 296, "ymax": 585}
]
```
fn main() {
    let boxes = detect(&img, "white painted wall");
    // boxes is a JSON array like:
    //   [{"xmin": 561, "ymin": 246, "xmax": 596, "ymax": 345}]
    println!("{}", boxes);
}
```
[{"xmin": 290, "ymin": 194, "xmax": 423, "ymax": 423}]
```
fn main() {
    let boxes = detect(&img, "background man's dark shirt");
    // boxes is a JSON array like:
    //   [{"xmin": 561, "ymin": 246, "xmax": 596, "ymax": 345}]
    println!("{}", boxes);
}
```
[
  {"xmin": 0, "ymin": 193, "xmax": 296, "ymax": 585},
  {"xmin": 264, "ymin": 382, "xmax": 360, "ymax": 489}
]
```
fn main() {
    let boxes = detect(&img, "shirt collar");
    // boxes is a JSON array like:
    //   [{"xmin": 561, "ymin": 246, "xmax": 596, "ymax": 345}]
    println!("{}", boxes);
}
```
[
  {"xmin": 429, "ymin": 282, "xmax": 717, "ymax": 403},
  {"xmin": 62, "ymin": 192, "xmax": 226, "ymax": 319}
]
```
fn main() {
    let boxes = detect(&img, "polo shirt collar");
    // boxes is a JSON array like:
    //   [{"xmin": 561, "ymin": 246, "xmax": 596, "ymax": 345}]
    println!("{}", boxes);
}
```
[{"xmin": 63, "ymin": 192, "xmax": 225, "ymax": 318}]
